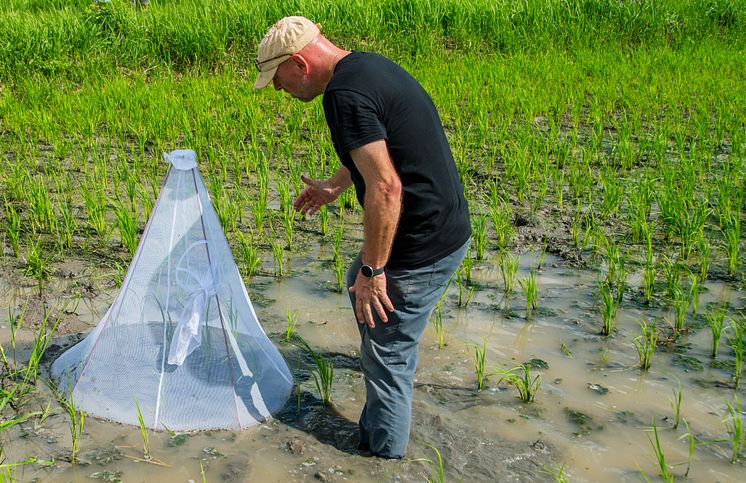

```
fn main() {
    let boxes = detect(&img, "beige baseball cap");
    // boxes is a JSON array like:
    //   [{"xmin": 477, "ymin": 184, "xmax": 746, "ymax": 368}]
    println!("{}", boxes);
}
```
[{"xmin": 254, "ymin": 16, "xmax": 320, "ymax": 89}]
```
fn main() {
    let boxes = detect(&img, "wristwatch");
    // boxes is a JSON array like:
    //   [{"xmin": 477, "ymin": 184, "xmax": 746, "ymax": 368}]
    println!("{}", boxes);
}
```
[{"xmin": 360, "ymin": 264, "xmax": 385, "ymax": 278}]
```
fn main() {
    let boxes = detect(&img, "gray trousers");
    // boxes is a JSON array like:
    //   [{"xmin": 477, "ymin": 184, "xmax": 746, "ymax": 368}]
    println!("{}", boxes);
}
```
[{"xmin": 347, "ymin": 241, "xmax": 468, "ymax": 458}]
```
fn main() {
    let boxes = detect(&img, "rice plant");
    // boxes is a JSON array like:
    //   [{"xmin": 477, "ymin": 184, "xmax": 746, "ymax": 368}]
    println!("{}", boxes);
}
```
[
  {"xmin": 519, "ymin": 266, "xmax": 538, "ymax": 319},
  {"xmin": 114, "ymin": 200, "xmax": 139, "ymax": 255},
  {"xmin": 645, "ymin": 419, "xmax": 674, "ymax": 483},
  {"xmin": 670, "ymin": 379, "xmax": 683, "ymax": 430},
  {"xmin": 304, "ymin": 343, "xmax": 334, "ymax": 406},
  {"xmin": 598, "ymin": 281, "xmax": 617, "ymax": 336},
  {"xmin": 134, "ymin": 400, "xmax": 151, "ymax": 460},
  {"xmin": 413, "ymin": 441, "xmax": 446, "ymax": 483},
  {"xmin": 4, "ymin": 197, "xmax": 22, "ymax": 257},
  {"xmin": 454, "ymin": 268, "xmax": 474, "ymax": 307},
  {"xmin": 727, "ymin": 321, "xmax": 744, "ymax": 388},
  {"xmin": 672, "ymin": 288, "xmax": 690, "ymax": 333},
  {"xmin": 708, "ymin": 307, "xmax": 726, "ymax": 358},
  {"xmin": 722, "ymin": 397, "xmax": 744, "ymax": 464},
  {"xmin": 284, "ymin": 307, "xmax": 298, "ymax": 344},
  {"xmin": 318, "ymin": 204, "xmax": 329, "ymax": 236},
  {"xmin": 471, "ymin": 214, "xmax": 487, "ymax": 260},
  {"xmin": 270, "ymin": 238, "xmax": 284, "ymax": 278},
  {"xmin": 473, "ymin": 339, "xmax": 488, "ymax": 391},
  {"xmin": 494, "ymin": 364, "xmax": 542, "ymax": 403},
  {"xmin": 634, "ymin": 320, "xmax": 658, "ymax": 371},
  {"xmin": 23, "ymin": 237, "xmax": 52, "ymax": 297},
  {"xmin": 236, "ymin": 232, "xmax": 261, "ymax": 278},
  {"xmin": 430, "ymin": 300, "xmax": 445, "ymax": 350},
  {"xmin": 723, "ymin": 212, "xmax": 741, "ymax": 276}
]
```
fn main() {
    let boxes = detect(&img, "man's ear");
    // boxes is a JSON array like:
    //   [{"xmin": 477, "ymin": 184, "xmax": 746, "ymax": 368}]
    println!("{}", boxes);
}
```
[{"xmin": 289, "ymin": 53, "xmax": 309, "ymax": 75}]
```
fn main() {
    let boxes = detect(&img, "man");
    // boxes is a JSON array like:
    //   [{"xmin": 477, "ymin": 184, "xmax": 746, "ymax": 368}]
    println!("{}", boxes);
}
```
[{"xmin": 254, "ymin": 16, "xmax": 470, "ymax": 459}]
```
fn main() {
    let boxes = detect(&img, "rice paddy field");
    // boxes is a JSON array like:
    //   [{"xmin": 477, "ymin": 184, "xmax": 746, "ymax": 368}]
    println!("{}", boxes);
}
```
[{"xmin": 1, "ymin": 0, "xmax": 745, "ymax": 481}]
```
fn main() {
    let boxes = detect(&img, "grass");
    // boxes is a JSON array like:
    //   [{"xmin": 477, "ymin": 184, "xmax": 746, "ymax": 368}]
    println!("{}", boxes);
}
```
[
  {"xmin": 284, "ymin": 306, "xmax": 298, "ymax": 344},
  {"xmin": 413, "ymin": 441, "xmax": 446, "ymax": 483},
  {"xmin": 518, "ymin": 266, "xmax": 538, "ymax": 320}
]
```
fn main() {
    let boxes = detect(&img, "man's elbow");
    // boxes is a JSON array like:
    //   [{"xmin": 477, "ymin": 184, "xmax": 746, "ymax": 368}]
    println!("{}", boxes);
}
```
[{"xmin": 381, "ymin": 177, "xmax": 402, "ymax": 205}]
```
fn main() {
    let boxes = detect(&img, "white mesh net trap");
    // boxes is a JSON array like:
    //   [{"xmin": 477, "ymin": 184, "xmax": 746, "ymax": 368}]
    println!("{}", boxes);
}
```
[{"xmin": 51, "ymin": 149, "xmax": 293, "ymax": 431}]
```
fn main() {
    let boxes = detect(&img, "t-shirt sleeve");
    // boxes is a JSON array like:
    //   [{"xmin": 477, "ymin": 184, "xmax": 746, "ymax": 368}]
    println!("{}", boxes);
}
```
[{"xmin": 323, "ymin": 89, "xmax": 387, "ymax": 156}]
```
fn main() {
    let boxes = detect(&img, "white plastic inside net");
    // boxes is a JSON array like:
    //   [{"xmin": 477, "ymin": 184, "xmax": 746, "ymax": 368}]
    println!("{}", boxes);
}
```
[{"xmin": 51, "ymin": 150, "xmax": 292, "ymax": 431}]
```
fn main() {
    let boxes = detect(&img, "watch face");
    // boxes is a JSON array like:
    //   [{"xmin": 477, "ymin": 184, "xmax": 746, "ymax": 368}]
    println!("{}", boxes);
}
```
[{"xmin": 361, "ymin": 265, "xmax": 373, "ymax": 277}]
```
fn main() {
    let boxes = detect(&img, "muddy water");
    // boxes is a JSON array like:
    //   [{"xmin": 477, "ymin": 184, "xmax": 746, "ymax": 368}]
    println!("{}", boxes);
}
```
[{"xmin": 2, "ymin": 251, "xmax": 745, "ymax": 482}]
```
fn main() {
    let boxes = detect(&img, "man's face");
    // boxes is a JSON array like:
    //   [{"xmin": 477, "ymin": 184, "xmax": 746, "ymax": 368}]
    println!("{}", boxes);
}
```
[{"xmin": 272, "ymin": 57, "xmax": 316, "ymax": 102}]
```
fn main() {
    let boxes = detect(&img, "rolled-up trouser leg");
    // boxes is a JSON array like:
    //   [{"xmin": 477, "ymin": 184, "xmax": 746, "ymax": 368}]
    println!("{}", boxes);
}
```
[{"xmin": 347, "ymin": 241, "xmax": 468, "ymax": 458}]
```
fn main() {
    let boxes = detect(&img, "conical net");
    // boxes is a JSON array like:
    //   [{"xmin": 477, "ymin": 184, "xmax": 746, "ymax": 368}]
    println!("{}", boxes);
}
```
[{"xmin": 51, "ymin": 150, "xmax": 292, "ymax": 431}]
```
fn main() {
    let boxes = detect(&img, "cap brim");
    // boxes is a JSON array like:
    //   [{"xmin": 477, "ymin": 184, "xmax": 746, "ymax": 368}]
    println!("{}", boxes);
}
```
[{"xmin": 253, "ymin": 67, "xmax": 278, "ymax": 89}]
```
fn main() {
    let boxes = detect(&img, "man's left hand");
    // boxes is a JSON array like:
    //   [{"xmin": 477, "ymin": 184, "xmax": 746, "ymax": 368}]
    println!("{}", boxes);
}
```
[{"xmin": 349, "ymin": 272, "xmax": 394, "ymax": 328}]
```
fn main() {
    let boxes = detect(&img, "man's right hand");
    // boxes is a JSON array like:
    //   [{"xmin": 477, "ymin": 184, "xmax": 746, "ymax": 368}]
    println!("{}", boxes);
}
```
[{"xmin": 292, "ymin": 175, "xmax": 340, "ymax": 216}]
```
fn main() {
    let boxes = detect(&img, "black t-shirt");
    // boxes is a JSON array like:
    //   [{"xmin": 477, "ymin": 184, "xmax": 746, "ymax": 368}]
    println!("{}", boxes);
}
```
[{"xmin": 323, "ymin": 51, "xmax": 471, "ymax": 270}]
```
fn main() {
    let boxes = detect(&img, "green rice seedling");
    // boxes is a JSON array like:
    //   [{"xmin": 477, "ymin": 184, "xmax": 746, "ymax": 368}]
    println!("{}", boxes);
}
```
[
  {"xmin": 600, "ymin": 171, "xmax": 622, "ymax": 219},
  {"xmin": 672, "ymin": 288, "xmax": 690, "ymax": 333},
  {"xmin": 332, "ymin": 223, "xmax": 344, "ymax": 262},
  {"xmin": 634, "ymin": 320, "xmax": 658, "ymax": 371},
  {"xmin": 270, "ymin": 238, "xmax": 284, "ymax": 278},
  {"xmin": 284, "ymin": 307, "xmax": 298, "ymax": 344},
  {"xmin": 519, "ymin": 267, "xmax": 538, "ymax": 320},
  {"xmin": 644, "ymin": 419, "xmax": 674, "ymax": 483},
  {"xmin": 23, "ymin": 306, "xmax": 64, "ymax": 388},
  {"xmin": 54, "ymin": 382, "xmax": 85, "ymax": 464},
  {"xmin": 678, "ymin": 419, "xmax": 696, "ymax": 477},
  {"xmin": 471, "ymin": 215, "xmax": 487, "ymax": 260},
  {"xmin": 499, "ymin": 251, "xmax": 519, "ymax": 294},
  {"xmin": 674, "ymin": 201, "xmax": 710, "ymax": 260},
  {"xmin": 332, "ymin": 254, "xmax": 345, "ymax": 293},
  {"xmin": 6, "ymin": 302, "xmax": 28, "ymax": 366},
  {"xmin": 723, "ymin": 212, "xmax": 741, "ymax": 276},
  {"xmin": 663, "ymin": 257, "xmax": 682, "ymax": 301},
  {"xmin": 134, "ymin": 400, "xmax": 151, "ymax": 460},
  {"xmin": 431, "ymin": 300, "xmax": 445, "ymax": 350},
  {"xmin": 23, "ymin": 237, "xmax": 51, "ymax": 297},
  {"xmin": 454, "ymin": 268, "xmax": 474, "ymax": 307},
  {"xmin": 277, "ymin": 176, "xmax": 292, "ymax": 213},
  {"xmin": 56, "ymin": 196, "xmax": 77, "ymax": 250},
  {"xmin": 688, "ymin": 273, "xmax": 700, "ymax": 316},
  {"xmin": 282, "ymin": 205, "xmax": 296, "ymax": 250},
  {"xmin": 28, "ymin": 175, "xmax": 56, "ymax": 234},
  {"xmin": 540, "ymin": 463, "xmax": 568, "ymax": 483},
  {"xmin": 727, "ymin": 321, "xmax": 744, "ymax": 388},
  {"xmin": 552, "ymin": 169, "xmax": 565, "ymax": 211},
  {"xmin": 236, "ymin": 232, "xmax": 261, "ymax": 278},
  {"xmin": 82, "ymin": 181, "xmax": 108, "ymax": 241},
  {"xmin": 318, "ymin": 204, "xmax": 329, "ymax": 236},
  {"xmin": 300, "ymin": 340, "xmax": 334, "ymax": 406},
  {"xmin": 413, "ymin": 441, "xmax": 446, "ymax": 483},
  {"xmin": 251, "ymin": 194, "xmax": 267, "ymax": 234},
  {"xmin": 670, "ymin": 379, "xmax": 683, "ymax": 430},
  {"xmin": 489, "ymin": 195, "xmax": 513, "ymax": 249},
  {"xmin": 708, "ymin": 307, "xmax": 726, "ymax": 358},
  {"xmin": 598, "ymin": 281, "xmax": 617, "ymax": 336},
  {"xmin": 722, "ymin": 397, "xmax": 744, "ymax": 464},
  {"xmin": 114, "ymin": 200, "xmax": 139, "ymax": 255},
  {"xmin": 494, "ymin": 363, "xmax": 542, "ymax": 403},
  {"xmin": 461, "ymin": 253, "xmax": 473, "ymax": 285},
  {"xmin": 697, "ymin": 238, "xmax": 711, "ymax": 282},
  {"xmin": 643, "ymin": 261, "xmax": 657, "ymax": 304},
  {"xmin": 473, "ymin": 338, "xmax": 487, "ymax": 391},
  {"xmin": 138, "ymin": 185, "xmax": 155, "ymax": 221},
  {"xmin": 4, "ymin": 197, "xmax": 22, "ymax": 257}
]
